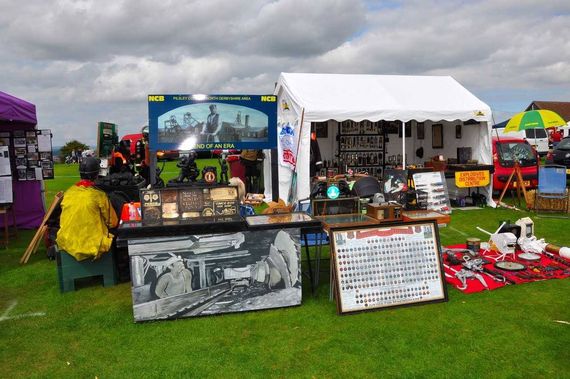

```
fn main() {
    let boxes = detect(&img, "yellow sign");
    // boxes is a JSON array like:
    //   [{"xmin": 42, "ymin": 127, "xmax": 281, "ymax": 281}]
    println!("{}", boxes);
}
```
[{"xmin": 455, "ymin": 170, "xmax": 490, "ymax": 188}]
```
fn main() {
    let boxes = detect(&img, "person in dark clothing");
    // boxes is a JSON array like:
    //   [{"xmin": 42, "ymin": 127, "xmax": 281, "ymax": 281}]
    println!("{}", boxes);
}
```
[
  {"xmin": 240, "ymin": 150, "xmax": 263, "ymax": 193},
  {"xmin": 310, "ymin": 132, "xmax": 323, "ymax": 177}
]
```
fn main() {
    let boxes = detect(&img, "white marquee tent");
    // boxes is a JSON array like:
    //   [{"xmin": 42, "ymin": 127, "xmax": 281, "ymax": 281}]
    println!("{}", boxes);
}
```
[{"xmin": 263, "ymin": 72, "xmax": 495, "ymax": 206}]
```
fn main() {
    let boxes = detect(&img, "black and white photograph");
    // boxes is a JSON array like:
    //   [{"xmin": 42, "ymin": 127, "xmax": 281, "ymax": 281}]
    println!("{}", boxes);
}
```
[
  {"xmin": 15, "ymin": 157, "xmax": 27, "ymax": 167},
  {"xmin": 128, "ymin": 228, "xmax": 302, "ymax": 322},
  {"xmin": 26, "ymin": 168, "xmax": 36, "ymax": 180},
  {"xmin": 42, "ymin": 168, "xmax": 54, "ymax": 179},
  {"xmin": 0, "ymin": 132, "xmax": 10, "ymax": 147},
  {"xmin": 14, "ymin": 137, "xmax": 26, "ymax": 147},
  {"xmin": 39, "ymin": 152, "xmax": 52, "ymax": 161},
  {"xmin": 41, "ymin": 160, "xmax": 53, "ymax": 169},
  {"xmin": 26, "ymin": 136, "xmax": 37, "ymax": 146},
  {"xmin": 17, "ymin": 168, "xmax": 27, "ymax": 180}
]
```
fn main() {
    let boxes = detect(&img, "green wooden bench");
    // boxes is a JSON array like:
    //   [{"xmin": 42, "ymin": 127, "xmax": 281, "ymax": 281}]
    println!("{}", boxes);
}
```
[{"xmin": 56, "ymin": 247, "xmax": 118, "ymax": 293}]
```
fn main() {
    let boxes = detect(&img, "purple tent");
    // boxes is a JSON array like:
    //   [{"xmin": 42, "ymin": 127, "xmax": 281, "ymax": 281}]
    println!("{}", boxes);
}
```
[
  {"xmin": 0, "ymin": 91, "xmax": 37, "ymax": 124},
  {"xmin": 0, "ymin": 91, "xmax": 44, "ymax": 229}
]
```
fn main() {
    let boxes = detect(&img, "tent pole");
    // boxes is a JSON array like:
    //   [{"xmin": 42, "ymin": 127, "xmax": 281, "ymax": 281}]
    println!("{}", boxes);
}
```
[{"xmin": 402, "ymin": 121, "xmax": 406, "ymax": 168}]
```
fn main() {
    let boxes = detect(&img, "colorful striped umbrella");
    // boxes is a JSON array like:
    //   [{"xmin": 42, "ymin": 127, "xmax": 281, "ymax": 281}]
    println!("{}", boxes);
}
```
[{"xmin": 504, "ymin": 109, "xmax": 566, "ymax": 132}]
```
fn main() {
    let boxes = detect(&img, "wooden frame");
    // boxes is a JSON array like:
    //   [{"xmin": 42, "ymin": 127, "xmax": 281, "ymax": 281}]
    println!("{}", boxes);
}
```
[
  {"xmin": 399, "ymin": 122, "xmax": 412, "ymax": 138},
  {"xmin": 330, "ymin": 220, "xmax": 448, "ymax": 315},
  {"xmin": 417, "ymin": 123, "xmax": 425, "ymax": 140},
  {"xmin": 432, "ymin": 124, "xmax": 443, "ymax": 148}
]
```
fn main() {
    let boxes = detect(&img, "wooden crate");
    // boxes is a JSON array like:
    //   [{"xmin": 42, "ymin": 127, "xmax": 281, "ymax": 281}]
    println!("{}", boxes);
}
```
[{"xmin": 366, "ymin": 203, "xmax": 403, "ymax": 222}]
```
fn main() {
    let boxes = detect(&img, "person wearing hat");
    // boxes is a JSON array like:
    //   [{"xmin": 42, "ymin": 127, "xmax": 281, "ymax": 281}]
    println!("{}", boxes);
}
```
[
  {"xmin": 56, "ymin": 156, "xmax": 118, "ymax": 261},
  {"xmin": 154, "ymin": 257, "xmax": 193, "ymax": 298}
]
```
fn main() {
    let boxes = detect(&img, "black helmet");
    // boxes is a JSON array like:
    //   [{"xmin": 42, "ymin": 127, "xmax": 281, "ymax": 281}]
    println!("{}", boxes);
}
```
[{"xmin": 79, "ymin": 156, "xmax": 100, "ymax": 179}]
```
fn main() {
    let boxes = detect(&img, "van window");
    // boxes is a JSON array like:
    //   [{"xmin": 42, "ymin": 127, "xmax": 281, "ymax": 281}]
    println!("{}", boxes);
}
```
[
  {"xmin": 496, "ymin": 142, "xmax": 537, "ymax": 167},
  {"xmin": 556, "ymin": 138, "xmax": 570, "ymax": 150},
  {"xmin": 524, "ymin": 128, "xmax": 547, "ymax": 138}
]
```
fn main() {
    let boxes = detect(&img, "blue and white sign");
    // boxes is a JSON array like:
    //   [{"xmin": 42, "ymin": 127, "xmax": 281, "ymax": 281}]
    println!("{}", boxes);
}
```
[{"xmin": 148, "ymin": 94, "xmax": 277, "ymax": 151}]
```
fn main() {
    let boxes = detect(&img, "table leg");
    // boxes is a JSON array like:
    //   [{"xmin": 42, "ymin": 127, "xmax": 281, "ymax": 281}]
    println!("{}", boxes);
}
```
[
  {"xmin": 313, "ymin": 232, "xmax": 323, "ymax": 295},
  {"xmin": 303, "ymin": 232, "xmax": 315, "ymax": 295}
]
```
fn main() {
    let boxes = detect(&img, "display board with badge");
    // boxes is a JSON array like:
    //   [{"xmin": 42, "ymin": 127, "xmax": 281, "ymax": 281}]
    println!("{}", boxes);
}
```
[{"xmin": 330, "ymin": 221, "xmax": 448, "ymax": 314}]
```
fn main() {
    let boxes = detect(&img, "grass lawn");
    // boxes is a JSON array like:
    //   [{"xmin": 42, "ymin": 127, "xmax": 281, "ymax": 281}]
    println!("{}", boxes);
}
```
[{"xmin": 1, "ymin": 163, "xmax": 569, "ymax": 378}]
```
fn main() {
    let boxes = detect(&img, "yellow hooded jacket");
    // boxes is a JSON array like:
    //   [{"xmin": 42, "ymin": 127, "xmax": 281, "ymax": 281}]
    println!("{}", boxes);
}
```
[{"xmin": 56, "ymin": 183, "xmax": 118, "ymax": 261}]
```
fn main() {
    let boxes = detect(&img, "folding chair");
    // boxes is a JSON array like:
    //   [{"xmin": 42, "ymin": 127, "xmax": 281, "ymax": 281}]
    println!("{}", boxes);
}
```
[{"xmin": 535, "ymin": 165, "xmax": 569, "ymax": 217}]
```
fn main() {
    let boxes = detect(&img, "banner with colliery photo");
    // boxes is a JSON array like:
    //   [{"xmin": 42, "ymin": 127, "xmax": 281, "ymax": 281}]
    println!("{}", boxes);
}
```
[{"xmin": 148, "ymin": 94, "xmax": 278, "ymax": 151}]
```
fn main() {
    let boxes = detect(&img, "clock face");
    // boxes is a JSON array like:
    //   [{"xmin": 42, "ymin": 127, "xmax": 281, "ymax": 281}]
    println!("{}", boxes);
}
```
[{"xmin": 327, "ymin": 184, "xmax": 340, "ymax": 199}]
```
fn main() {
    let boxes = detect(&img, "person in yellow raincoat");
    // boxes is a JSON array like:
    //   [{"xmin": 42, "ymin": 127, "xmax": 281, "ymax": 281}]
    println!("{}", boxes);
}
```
[{"xmin": 56, "ymin": 157, "xmax": 118, "ymax": 261}]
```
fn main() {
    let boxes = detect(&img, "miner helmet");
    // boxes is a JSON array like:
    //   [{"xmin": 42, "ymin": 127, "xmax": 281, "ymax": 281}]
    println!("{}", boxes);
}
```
[
  {"xmin": 141, "ymin": 125, "xmax": 149, "ymax": 140},
  {"xmin": 79, "ymin": 156, "xmax": 101, "ymax": 180}
]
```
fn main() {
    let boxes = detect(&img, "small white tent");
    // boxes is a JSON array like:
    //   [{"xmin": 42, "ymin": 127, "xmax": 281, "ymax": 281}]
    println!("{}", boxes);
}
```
[{"xmin": 264, "ymin": 73, "xmax": 494, "ymax": 206}]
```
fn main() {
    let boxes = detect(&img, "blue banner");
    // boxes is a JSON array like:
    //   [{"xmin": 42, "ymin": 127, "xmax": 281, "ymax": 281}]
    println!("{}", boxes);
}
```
[{"xmin": 148, "ymin": 94, "xmax": 277, "ymax": 151}]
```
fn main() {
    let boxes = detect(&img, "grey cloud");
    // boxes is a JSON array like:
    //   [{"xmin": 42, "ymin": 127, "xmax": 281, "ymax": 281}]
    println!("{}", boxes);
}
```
[
  {"xmin": 1, "ymin": 0, "xmax": 363, "ymax": 61},
  {"xmin": 1, "ymin": 0, "xmax": 569, "ymax": 146}
]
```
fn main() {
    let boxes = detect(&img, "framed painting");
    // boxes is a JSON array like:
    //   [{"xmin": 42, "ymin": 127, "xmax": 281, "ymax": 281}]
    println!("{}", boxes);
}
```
[
  {"xmin": 417, "ymin": 123, "xmax": 425, "ymax": 140},
  {"xmin": 432, "ymin": 124, "xmax": 443, "ymax": 148}
]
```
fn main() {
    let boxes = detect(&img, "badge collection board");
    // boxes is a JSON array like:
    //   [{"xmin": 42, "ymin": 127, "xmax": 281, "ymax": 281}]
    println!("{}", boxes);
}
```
[
  {"xmin": 330, "ymin": 221, "xmax": 448, "ymax": 314},
  {"xmin": 141, "ymin": 186, "xmax": 239, "ymax": 224}
]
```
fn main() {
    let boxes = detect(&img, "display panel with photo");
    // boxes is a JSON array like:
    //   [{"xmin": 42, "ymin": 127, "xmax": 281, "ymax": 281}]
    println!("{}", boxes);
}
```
[
  {"xmin": 128, "ymin": 228, "xmax": 302, "ymax": 322},
  {"xmin": 330, "ymin": 221, "xmax": 448, "ymax": 314}
]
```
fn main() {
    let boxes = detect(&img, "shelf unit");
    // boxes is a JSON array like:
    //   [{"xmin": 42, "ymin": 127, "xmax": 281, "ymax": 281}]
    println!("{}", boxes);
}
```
[{"xmin": 337, "ymin": 120, "xmax": 385, "ymax": 178}]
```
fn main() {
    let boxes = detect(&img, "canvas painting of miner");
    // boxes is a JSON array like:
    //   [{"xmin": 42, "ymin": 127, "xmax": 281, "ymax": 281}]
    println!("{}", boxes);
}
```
[{"xmin": 128, "ymin": 229, "xmax": 301, "ymax": 321}]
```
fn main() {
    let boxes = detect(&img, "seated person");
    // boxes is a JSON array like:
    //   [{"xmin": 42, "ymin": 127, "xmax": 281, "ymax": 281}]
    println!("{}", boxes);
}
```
[{"xmin": 56, "ymin": 157, "xmax": 119, "ymax": 261}]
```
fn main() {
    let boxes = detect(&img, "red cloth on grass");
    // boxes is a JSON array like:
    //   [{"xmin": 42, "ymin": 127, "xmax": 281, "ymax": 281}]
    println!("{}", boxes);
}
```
[{"xmin": 444, "ymin": 244, "xmax": 570, "ymax": 294}]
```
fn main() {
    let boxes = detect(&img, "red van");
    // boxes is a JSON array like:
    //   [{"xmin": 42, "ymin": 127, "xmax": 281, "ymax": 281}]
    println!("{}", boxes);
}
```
[
  {"xmin": 120, "ymin": 133, "xmax": 179, "ymax": 160},
  {"xmin": 120, "ymin": 133, "xmax": 143, "ymax": 155},
  {"xmin": 492, "ymin": 137, "xmax": 539, "ymax": 191}
]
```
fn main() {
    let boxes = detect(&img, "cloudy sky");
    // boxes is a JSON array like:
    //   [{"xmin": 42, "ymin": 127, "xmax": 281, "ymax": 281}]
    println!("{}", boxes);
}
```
[{"xmin": 1, "ymin": 0, "xmax": 569, "ymax": 147}]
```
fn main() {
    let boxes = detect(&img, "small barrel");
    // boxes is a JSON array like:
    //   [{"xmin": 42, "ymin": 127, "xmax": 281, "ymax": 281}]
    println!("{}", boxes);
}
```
[{"xmin": 466, "ymin": 237, "xmax": 481, "ymax": 253}]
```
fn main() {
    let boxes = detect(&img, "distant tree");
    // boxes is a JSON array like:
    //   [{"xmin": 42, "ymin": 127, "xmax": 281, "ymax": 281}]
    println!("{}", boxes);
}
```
[{"xmin": 60, "ymin": 140, "xmax": 90, "ymax": 161}]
